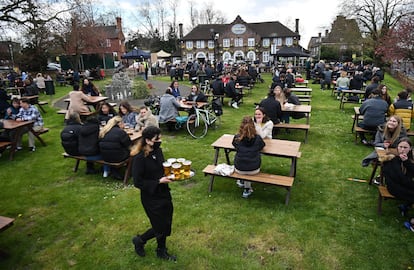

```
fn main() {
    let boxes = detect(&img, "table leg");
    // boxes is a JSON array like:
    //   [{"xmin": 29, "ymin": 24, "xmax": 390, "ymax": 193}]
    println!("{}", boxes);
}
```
[
  {"xmin": 209, "ymin": 148, "xmax": 220, "ymax": 192},
  {"xmin": 352, "ymin": 112, "xmax": 358, "ymax": 133},
  {"xmin": 224, "ymin": 149, "xmax": 231, "ymax": 164},
  {"xmin": 369, "ymin": 161, "xmax": 379, "ymax": 185},
  {"xmin": 289, "ymin": 157, "xmax": 297, "ymax": 177},
  {"xmin": 8, "ymin": 127, "xmax": 26, "ymax": 161},
  {"xmin": 339, "ymin": 92, "xmax": 345, "ymax": 109}
]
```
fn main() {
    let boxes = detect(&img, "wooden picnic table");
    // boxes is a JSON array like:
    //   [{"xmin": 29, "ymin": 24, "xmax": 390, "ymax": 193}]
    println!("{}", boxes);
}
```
[
  {"xmin": 289, "ymin": 88, "xmax": 312, "ymax": 95},
  {"xmin": 178, "ymin": 100, "xmax": 208, "ymax": 110},
  {"xmin": 2, "ymin": 119, "xmax": 46, "ymax": 160},
  {"xmin": 339, "ymin": 89, "xmax": 365, "ymax": 110},
  {"xmin": 282, "ymin": 104, "xmax": 311, "ymax": 124},
  {"xmin": 210, "ymin": 134, "xmax": 301, "ymax": 177},
  {"xmin": 64, "ymin": 95, "xmax": 109, "ymax": 110}
]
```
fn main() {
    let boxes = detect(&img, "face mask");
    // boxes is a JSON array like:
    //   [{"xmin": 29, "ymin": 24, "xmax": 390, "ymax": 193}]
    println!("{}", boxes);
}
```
[
  {"xmin": 153, "ymin": 141, "xmax": 161, "ymax": 150},
  {"xmin": 191, "ymin": 92, "xmax": 196, "ymax": 95}
]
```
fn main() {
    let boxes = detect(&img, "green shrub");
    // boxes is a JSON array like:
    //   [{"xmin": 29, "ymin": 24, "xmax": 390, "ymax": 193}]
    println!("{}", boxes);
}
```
[{"xmin": 132, "ymin": 80, "xmax": 149, "ymax": 98}]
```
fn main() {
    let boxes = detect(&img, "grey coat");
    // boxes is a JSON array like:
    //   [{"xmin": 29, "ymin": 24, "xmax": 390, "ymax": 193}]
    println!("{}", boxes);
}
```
[{"xmin": 158, "ymin": 93, "xmax": 180, "ymax": 123}]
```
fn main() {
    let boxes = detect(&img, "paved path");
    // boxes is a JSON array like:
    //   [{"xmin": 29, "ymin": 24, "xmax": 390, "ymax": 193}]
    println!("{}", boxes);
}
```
[{"xmin": 53, "ymin": 78, "xmax": 191, "ymax": 109}]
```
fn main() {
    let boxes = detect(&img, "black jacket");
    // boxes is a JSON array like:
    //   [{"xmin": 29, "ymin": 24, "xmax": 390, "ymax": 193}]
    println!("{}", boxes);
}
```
[
  {"xmin": 383, "ymin": 156, "xmax": 414, "ymax": 202},
  {"xmin": 99, "ymin": 126, "xmax": 131, "ymax": 162},
  {"xmin": 78, "ymin": 120, "xmax": 100, "ymax": 156},
  {"xmin": 132, "ymin": 148, "xmax": 173, "ymax": 236},
  {"xmin": 60, "ymin": 121, "xmax": 82, "ymax": 156},
  {"xmin": 259, "ymin": 96, "xmax": 282, "ymax": 124},
  {"xmin": 211, "ymin": 79, "xmax": 225, "ymax": 95},
  {"xmin": 232, "ymin": 134, "xmax": 265, "ymax": 172}
]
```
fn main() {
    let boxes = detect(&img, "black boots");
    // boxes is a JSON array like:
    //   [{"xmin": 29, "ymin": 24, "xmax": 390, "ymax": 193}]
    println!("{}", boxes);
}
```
[
  {"xmin": 132, "ymin": 235, "xmax": 146, "ymax": 257},
  {"xmin": 156, "ymin": 248, "xmax": 177, "ymax": 261}
]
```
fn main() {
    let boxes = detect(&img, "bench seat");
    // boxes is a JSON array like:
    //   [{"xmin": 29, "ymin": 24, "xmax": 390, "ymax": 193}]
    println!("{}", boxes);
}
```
[
  {"xmin": 57, "ymin": 109, "xmax": 93, "ymax": 116},
  {"xmin": 203, "ymin": 164, "xmax": 294, "ymax": 205},
  {"xmin": 38, "ymin": 101, "xmax": 48, "ymax": 105},
  {"xmin": 274, "ymin": 123, "xmax": 310, "ymax": 143},
  {"xmin": 0, "ymin": 216, "xmax": 15, "ymax": 233},
  {"xmin": 63, "ymin": 153, "xmax": 132, "ymax": 185},
  {"xmin": 377, "ymin": 185, "xmax": 395, "ymax": 215},
  {"xmin": 354, "ymin": 126, "xmax": 375, "ymax": 144},
  {"xmin": 34, "ymin": 127, "xmax": 49, "ymax": 135}
]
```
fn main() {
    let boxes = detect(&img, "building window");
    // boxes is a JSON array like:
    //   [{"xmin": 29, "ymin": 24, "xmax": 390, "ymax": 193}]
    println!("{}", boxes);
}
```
[
  {"xmin": 208, "ymin": 40, "xmax": 214, "ymax": 48},
  {"xmin": 273, "ymin": 38, "xmax": 282, "ymax": 46},
  {"xmin": 262, "ymin": 38, "xmax": 270, "ymax": 47},
  {"xmin": 262, "ymin": 51, "xmax": 270, "ymax": 62},
  {"xmin": 186, "ymin": 41, "xmax": 193, "ymax": 49},
  {"xmin": 208, "ymin": 53, "xmax": 214, "ymax": 63},
  {"xmin": 196, "ymin": 40, "xmax": 205, "ymax": 49},
  {"xmin": 223, "ymin": 38, "xmax": 230, "ymax": 48},
  {"xmin": 247, "ymin": 51, "xmax": 256, "ymax": 61},
  {"xmin": 186, "ymin": 53, "xmax": 194, "ymax": 62},
  {"xmin": 285, "ymin": 37, "xmax": 293, "ymax": 46},
  {"xmin": 106, "ymin": 39, "xmax": 111, "ymax": 47},
  {"xmin": 223, "ymin": 52, "xmax": 232, "ymax": 63},
  {"xmin": 340, "ymin": 44, "xmax": 347, "ymax": 50},
  {"xmin": 234, "ymin": 38, "xmax": 243, "ymax": 47},
  {"xmin": 248, "ymin": 38, "xmax": 255, "ymax": 47}
]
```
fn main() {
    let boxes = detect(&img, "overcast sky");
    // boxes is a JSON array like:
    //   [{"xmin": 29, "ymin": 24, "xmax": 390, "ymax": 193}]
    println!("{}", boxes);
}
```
[{"xmin": 102, "ymin": 0, "xmax": 343, "ymax": 48}]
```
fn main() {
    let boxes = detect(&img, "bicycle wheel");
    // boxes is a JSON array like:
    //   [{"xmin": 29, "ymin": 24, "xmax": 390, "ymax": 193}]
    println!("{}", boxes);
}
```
[
  {"xmin": 208, "ymin": 112, "xmax": 221, "ymax": 129},
  {"xmin": 186, "ymin": 114, "xmax": 208, "ymax": 139}
]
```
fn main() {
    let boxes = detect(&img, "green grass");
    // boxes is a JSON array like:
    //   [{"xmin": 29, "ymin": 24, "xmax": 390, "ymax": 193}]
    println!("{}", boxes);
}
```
[{"xmin": 1, "ymin": 73, "xmax": 414, "ymax": 269}]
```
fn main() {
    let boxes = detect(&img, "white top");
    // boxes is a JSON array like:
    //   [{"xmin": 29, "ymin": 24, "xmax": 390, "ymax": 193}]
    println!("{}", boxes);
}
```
[{"xmin": 255, "ymin": 120, "xmax": 274, "ymax": 139}]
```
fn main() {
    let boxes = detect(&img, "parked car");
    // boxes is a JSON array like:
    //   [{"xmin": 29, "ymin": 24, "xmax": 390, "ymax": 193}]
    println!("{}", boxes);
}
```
[{"xmin": 47, "ymin": 63, "xmax": 61, "ymax": 71}]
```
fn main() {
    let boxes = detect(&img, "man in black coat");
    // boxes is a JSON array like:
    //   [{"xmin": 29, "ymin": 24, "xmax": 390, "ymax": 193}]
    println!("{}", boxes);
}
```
[{"xmin": 259, "ymin": 89, "xmax": 282, "ymax": 125}]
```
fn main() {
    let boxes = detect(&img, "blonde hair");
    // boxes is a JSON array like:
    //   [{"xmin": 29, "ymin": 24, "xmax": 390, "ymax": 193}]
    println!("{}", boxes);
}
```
[{"xmin": 99, "ymin": 116, "xmax": 122, "ymax": 139}]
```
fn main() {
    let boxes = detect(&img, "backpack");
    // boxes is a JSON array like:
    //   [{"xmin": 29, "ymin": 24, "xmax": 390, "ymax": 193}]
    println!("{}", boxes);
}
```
[{"xmin": 212, "ymin": 98, "xmax": 223, "ymax": 116}]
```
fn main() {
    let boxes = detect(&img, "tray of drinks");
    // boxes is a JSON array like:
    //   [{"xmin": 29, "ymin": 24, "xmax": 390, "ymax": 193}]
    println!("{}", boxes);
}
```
[{"xmin": 163, "ymin": 158, "xmax": 194, "ymax": 181}]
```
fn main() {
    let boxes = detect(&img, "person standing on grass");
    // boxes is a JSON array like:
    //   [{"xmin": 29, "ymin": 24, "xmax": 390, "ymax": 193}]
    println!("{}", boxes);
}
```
[
  {"xmin": 130, "ymin": 126, "xmax": 176, "ymax": 261},
  {"xmin": 380, "ymin": 137, "xmax": 414, "ymax": 232},
  {"xmin": 233, "ymin": 116, "xmax": 265, "ymax": 198}
]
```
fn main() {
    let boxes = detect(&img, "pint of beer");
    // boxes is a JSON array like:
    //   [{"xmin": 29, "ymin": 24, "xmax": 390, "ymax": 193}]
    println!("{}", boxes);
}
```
[
  {"xmin": 172, "ymin": 163, "xmax": 182, "ymax": 179},
  {"xmin": 163, "ymin": 161, "xmax": 172, "ymax": 176},
  {"xmin": 182, "ymin": 160, "xmax": 192, "ymax": 178}
]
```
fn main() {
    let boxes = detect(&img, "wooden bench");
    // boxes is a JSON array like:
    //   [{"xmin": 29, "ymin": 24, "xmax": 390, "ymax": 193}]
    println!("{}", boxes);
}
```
[
  {"xmin": 203, "ymin": 164, "xmax": 294, "ymax": 205},
  {"xmin": 34, "ymin": 127, "xmax": 49, "ymax": 136},
  {"xmin": 57, "ymin": 110, "xmax": 93, "ymax": 116},
  {"xmin": 63, "ymin": 153, "xmax": 132, "ymax": 185},
  {"xmin": 0, "ymin": 141, "xmax": 12, "ymax": 158},
  {"xmin": 377, "ymin": 185, "xmax": 395, "ymax": 215},
  {"xmin": 274, "ymin": 123, "xmax": 310, "ymax": 143},
  {"xmin": 0, "ymin": 216, "xmax": 15, "ymax": 233},
  {"xmin": 354, "ymin": 126, "xmax": 375, "ymax": 144}
]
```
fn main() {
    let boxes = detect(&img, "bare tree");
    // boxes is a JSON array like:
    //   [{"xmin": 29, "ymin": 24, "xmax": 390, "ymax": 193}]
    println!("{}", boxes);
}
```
[
  {"xmin": 199, "ymin": 2, "xmax": 226, "ymax": 24},
  {"xmin": 169, "ymin": 0, "xmax": 180, "ymax": 34},
  {"xmin": 342, "ymin": 0, "xmax": 414, "ymax": 42}
]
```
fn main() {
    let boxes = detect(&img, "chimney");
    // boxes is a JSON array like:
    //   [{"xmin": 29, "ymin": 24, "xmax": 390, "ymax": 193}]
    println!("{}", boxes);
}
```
[
  {"xmin": 295, "ymin": 18, "xmax": 299, "ymax": 33},
  {"xmin": 179, "ymin": 23, "xmax": 183, "ymax": 39},
  {"xmin": 318, "ymin": 32, "xmax": 321, "ymax": 38},
  {"xmin": 325, "ymin": 29, "xmax": 329, "ymax": 37},
  {"xmin": 116, "ymin": 17, "xmax": 122, "ymax": 31}
]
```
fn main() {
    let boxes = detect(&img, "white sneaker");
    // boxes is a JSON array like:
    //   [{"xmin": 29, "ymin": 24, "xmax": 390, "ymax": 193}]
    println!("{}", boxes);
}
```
[
  {"xmin": 236, "ymin": 180, "xmax": 244, "ymax": 188},
  {"xmin": 103, "ymin": 171, "xmax": 109, "ymax": 178},
  {"xmin": 242, "ymin": 189, "xmax": 252, "ymax": 198},
  {"xmin": 232, "ymin": 102, "xmax": 239, "ymax": 109}
]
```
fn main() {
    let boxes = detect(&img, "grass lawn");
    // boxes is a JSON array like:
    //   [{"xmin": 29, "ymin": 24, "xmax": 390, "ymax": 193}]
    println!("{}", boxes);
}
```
[{"xmin": 1, "ymin": 73, "xmax": 413, "ymax": 269}]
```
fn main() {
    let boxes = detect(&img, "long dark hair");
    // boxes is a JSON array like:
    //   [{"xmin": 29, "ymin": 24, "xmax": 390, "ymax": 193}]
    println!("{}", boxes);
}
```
[
  {"xmin": 130, "ymin": 126, "xmax": 161, "ymax": 157},
  {"xmin": 118, "ymin": 100, "xmax": 134, "ymax": 116},
  {"xmin": 254, "ymin": 107, "xmax": 270, "ymax": 123}
]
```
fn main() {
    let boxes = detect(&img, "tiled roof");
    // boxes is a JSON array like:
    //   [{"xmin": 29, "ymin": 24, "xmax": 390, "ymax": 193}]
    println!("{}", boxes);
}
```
[{"xmin": 182, "ymin": 16, "xmax": 299, "ymax": 40}]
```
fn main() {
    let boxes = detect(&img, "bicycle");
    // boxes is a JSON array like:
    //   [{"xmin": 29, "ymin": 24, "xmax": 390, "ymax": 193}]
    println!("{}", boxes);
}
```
[{"xmin": 186, "ymin": 103, "xmax": 221, "ymax": 139}]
